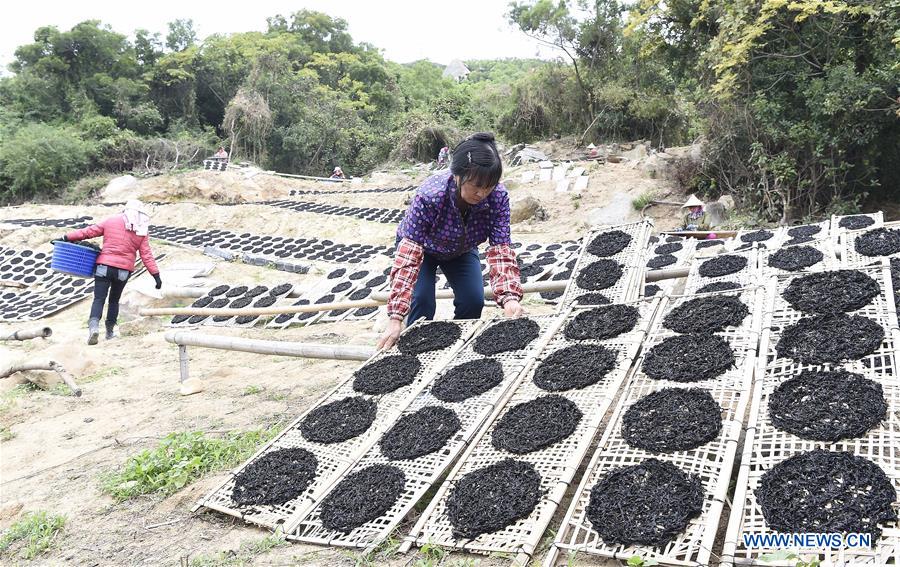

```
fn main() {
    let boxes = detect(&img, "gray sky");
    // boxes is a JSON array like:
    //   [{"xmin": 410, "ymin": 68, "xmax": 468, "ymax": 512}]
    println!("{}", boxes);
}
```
[{"xmin": 2, "ymin": 0, "xmax": 556, "ymax": 72}]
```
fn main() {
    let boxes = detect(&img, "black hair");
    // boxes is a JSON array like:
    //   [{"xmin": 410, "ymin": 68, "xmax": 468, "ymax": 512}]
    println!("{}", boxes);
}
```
[{"xmin": 451, "ymin": 132, "xmax": 503, "ymax": 189}]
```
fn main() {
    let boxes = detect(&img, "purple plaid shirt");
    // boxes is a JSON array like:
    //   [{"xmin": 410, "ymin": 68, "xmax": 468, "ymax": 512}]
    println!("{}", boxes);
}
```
[{"xmin": 397, "ymin": 172, "xmax": 511, "ymax": 260}]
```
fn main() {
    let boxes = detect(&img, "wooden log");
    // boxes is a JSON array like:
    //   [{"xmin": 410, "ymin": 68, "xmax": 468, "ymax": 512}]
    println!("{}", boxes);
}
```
[
  {"xmin": 0, "ymin": 360, "xmax": 81, "ymax": 396},
  {"xmin": 164, "ymin": 332, "xmax": 376, "ymax": 361},
  {"xmin": 2, "ymin": 327, "xmax": 52, "ymax": 341}
]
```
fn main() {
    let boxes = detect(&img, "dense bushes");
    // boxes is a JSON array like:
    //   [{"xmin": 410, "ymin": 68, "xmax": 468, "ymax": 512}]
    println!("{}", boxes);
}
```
[{"xmin": 0, "ymin": 123, "xmax": 94, "ymax": 200}]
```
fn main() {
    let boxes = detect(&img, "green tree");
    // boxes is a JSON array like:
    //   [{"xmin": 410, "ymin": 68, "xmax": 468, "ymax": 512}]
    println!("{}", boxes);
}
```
[{"xmin": 166, "ymin": 19, "xmax": 197, "ymax": 52}]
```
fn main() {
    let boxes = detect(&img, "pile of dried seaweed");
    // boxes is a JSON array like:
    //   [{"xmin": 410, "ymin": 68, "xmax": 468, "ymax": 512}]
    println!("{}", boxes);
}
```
[
  {"xmin": 642, "ymin": 334, "xmax": 735, "ymax": 382},
  {"xmin": 565, "ymin": 304, "xmax": 640, "ymax": 341},
  {"xmin": 473, "ymin": 318, "xmax": 541, "ymax": 355},
  {"xmin": 587, "ymin": 459, "xmax": 704, "ymax": 547},
  {"xmin": 491, "ymin": 395, "xmax": 583, "ymax": 454},
  {"xmin": 622, "ymin": 388, "xmax": 722, "ymax": 452},
  {"xmin": 854, "ymin": 227, "xmax": 900, "ymax": 257},
  {"xmin": 576, "ymin": 259, "xmax": 623, "ymax": 291},
  {"xmin": 839, "ymin": 215, "xmax": 876, "ymax": 230},
  {"xmin": 587, "ymin": 230, "xmax": 632, "ymax": 257},
  {"xmin": 775, "ymin": 313, "xmax": 884, "ymax": 364},
  {"xmin": 299, "ymin": 396, "xmax": 377, "ymax": 444},
  {"xmin": 644, "ymin": 284, "xmax": 661, "ymax": 297},
  {"xmin": 769, "ymin": 370, "xmax": 887, "ymax": 441},
  {"xmin": 744, "ymin": 232, "xmax": 772, "ymax": 245},
  {"xmin": 231, "ymin": 448, "xmax": 318, "ymax": 507},
  {"xmin": 431, "ymin": 358, "xmax": 505, "ymax": 402},
  {"xmin": 398, "ymin": 321, "xmax": 461, "ymax": 355},
  {"xmin": 379, "ymin": 406, "xmax": 461, "ymax": 460},
  {"xmin": 352, "ymin": 355, "xmax": 422, "ymax": 395},
  {"xmin": 320, "ymin": 464, "xmax": 406, "ymax": 533},
  {"xmin": 696, "ymin": 239, "xmax": 724, "ymax": 249},
  {"xmin": 446, "ymin": 459, "xmax": 542, "ymax": 539},
  {"xmin": 647, "ymin": 254, "xmax": 677, "ymax": 270},
  {"xmin": 768, "ymin": 245, "xmax": 824, "ymax": 271},
  {"xmin": 788, "ymin": 225, "xmax": 822, "ymax": 238},
  {"xmin": 574, "ymin": 293, "xmax": 611, "ymax": 306},
  {"xmin": 697, "ymin": 281, "xmax": 741, "ymax": 294},
  {"xmin": 756, "ymin": 449, "xmax": 897, "ymax": 539},
  {"xmin": 654, "ymin": 243, "xmax": 683, "ymax": 255},
  {"xmin": 533, "ymin": 344, "xmax": 617, "ymax": 392},
  {"xmin": 741, "ymin": 229, "xmax": 774, "ymax": 243},
  {"xmin": 698, "ymin": 255, "xmax": 748, "ymax": 278},
  {"xmin": 663, "ymin": 296, "xmax": 749, "ymax": 334},
  {"xmin": 782, "ymin": 270, "xmax": 880, "ymax": 313}
]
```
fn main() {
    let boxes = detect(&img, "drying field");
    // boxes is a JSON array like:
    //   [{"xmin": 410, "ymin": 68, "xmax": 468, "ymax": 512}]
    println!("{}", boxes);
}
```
[{"xmin": 2, "ymin": 161, "xmax": 898, "ymax": 567}]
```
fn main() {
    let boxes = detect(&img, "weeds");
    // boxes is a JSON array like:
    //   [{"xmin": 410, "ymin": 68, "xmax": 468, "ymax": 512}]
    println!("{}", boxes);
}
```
[
  {"xmin": 631, "ymin": 191, "xmax": 657, "ymax": 211},
  {"xmin": 103, "ymin": 427, "xmax": 278, "ymax": 500},
  {"xmin": 0, "ymin": 511, "xmax": 66, "ymax": 560},
  {"xmin": 0, "ymin": 427, "xmax": 14, "ymax": 441},
  {"xmin": 242, "ymin": 385, "xmax": 262, "ymax": 396},
  {"xmin": 187, "ymin": 530, "xmax": 287, "ymax": 567},
  {"xmin": 343, "ymin": 532, "xmax": 401, "ymax": 566}
]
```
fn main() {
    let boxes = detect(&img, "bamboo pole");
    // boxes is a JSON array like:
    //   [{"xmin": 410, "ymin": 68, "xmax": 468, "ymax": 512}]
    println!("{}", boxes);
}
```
[
  {"xmin": 164, "ymin": 331, "xmax": 376, "ymax": 361},
  {"xmin": 0, "ymin": 360, "xmax": 81, "ymax": 396},
  {"xmin": 2, "ymin": 327, "xmax": 52, "ymax": 341}
]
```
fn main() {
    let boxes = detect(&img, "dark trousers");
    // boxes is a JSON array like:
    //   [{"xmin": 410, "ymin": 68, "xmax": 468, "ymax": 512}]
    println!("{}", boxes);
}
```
[
  {"xmin": 408, "ymin": 249, "xmax": 484, "ymax": 324},
  {"xmin": 89, "ymin": 266, "xmax": 130, "ymax": 328}
]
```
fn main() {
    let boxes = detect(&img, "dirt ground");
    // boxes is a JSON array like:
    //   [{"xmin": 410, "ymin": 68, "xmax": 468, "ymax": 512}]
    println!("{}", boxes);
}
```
[{"xmin": 0, "ymin": 158, "xmax": 682, "ymax": 566}]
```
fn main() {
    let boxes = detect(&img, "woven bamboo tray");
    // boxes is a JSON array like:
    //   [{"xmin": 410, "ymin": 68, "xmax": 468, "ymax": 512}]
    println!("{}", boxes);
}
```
[
  {"xmin": 722, "ymin": 265, "xmax": 900, "ymax": 566},
  {"xmin": 558, "ymin": 220, "xmax": 654, "ymax": 309},
  {"xmin": 193, "ymin": 318, "xmax": 484, "ymax": 530},
  {"xmin": 285, "ymin": 313, "xmax": 567, "ymax": 547},
  {"xmin": 759, "ymin": 236, "xmax": 837, "ymax": 275},
  {"xmin": 683, "ymin": 246, "xmax": 761, "ymax": 295},
  {"xmin": 839, "ymin": 224, "xmax": 900, "ymax": 268},
  {"xmin": 402, "ymin": 299, "xmax": 661, "ymax": 562}
]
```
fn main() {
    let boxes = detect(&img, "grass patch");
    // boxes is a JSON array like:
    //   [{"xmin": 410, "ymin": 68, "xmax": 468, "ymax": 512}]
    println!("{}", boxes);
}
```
[
  {"xmin": 631, "ymin": 191, "xmax": 658, "ymax": 211},
  {"xmin": 62, "ymin": 173, "xmax": 114, "ymax": 205},
  {"xmin": 0, "ymin": 427, "xmax": 14, "ymax": 442},
  {"xmin": 188, "ymin": 530, "xmax": 287, "ymax": 567},
  {"xmin": 342, "ymin": 531, "xmax": 401, "ymax": 566},
  {"xmin": 0, "ymin": 511, "xmax": 66, "ymax": 560},
  {"xmin": 242, "ymin": 385, "xmax": 262, "ymax": 396},
  {"xmin": 103, "ymin": 427, "xmax": 279, "ymax": 501}
]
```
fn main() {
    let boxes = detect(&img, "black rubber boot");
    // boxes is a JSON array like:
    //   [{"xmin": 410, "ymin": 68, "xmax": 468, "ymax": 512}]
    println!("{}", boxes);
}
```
[
  {"xmin": 88, "ymin": 318, "xmax": 100, "ymax": 345},
  {"xmin": 105, "ymin": 325, "xmax": 116, "ymax": 340}
]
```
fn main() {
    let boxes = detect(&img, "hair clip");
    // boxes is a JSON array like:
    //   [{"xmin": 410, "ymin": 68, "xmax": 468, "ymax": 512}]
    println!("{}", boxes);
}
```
[{"xmin": 467, "ymin": 151, "xmax": 472, "ymax": 163}]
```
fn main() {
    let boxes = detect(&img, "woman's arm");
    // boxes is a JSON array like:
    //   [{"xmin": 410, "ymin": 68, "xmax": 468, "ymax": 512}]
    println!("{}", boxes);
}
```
[
  {"xmin": 65, "ymin": 219, "xmax": 107, "ymax": 242},
  {"xmin": 486, "ymin": 188, "xmax": 524, "ymax": 313},
  {"xmin": 486, "ymin": 244, "xmax": 524, "ymax": 310},
  {"xmin": 377, "ymin": 238, "xmax": 425, "ymax": 350},
  {"xmin": 138, "ymin": 236, "xmax": 160, "ymax": 275}
]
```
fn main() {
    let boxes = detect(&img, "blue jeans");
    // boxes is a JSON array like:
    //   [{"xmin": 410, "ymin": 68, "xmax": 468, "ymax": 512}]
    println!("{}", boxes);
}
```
[{"xmin": 408, "ymin": 249, "xmax": 484, "ymax": 324}]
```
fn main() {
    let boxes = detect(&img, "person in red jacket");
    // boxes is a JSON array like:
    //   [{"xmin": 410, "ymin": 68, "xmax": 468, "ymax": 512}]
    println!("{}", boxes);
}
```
[{"xmin": 59, "ymin": 200, "xmax": 161, "ymax": 344}]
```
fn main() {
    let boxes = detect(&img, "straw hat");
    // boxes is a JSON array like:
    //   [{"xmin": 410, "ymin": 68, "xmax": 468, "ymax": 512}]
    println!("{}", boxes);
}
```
[
  {"xmin": 681, "ymin": 194, "xmax": 704, "ymax": 208},
  {"xmin": 586, "ymin": 143, "xmax": 596, "ymax": 149}
]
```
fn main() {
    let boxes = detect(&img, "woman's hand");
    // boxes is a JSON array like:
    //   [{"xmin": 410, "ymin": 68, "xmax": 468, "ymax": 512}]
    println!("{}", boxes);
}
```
[
  {"xmin": 503, "ymin": 299, "xmax": 525, "ymax": 318},
  {"xmin": 377, "ymin": 318, "xmax": 404, "ymax": 351}
]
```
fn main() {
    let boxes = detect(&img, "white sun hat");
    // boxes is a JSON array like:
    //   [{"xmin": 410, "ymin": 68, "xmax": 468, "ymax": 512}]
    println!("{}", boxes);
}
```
[{"xmin": 681, "ymin": 194, "xmax": 704, "ymax": 208}]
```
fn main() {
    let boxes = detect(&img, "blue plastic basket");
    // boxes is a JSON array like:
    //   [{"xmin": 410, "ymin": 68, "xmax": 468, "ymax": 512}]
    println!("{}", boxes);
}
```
[{"xmin": 51, "ymin": 241, "xmax": 100, "ymax": 278}]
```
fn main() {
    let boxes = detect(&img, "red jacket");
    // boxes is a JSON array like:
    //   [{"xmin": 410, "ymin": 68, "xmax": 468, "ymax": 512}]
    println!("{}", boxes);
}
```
[{"xmin": 66, "ymin": 215, "xmax": 159, "ymax": 275}]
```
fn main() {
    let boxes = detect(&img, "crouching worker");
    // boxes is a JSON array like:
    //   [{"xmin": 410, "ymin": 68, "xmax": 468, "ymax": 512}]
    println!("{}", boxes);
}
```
[
  {"xmin": 377, "ymin": 133, "xmax": 524, "ymax": 351},
  {"xmin": 56, "ymin": 200, "xmax": 161, "ymax": 345}
]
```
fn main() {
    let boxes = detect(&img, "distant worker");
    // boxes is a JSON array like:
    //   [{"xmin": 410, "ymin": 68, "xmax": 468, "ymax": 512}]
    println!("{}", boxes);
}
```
[
  {"xmin": 56, "ymin": 200, "xmax": 161, "ymax": 345},
  {"xmin": 213, "ymin": 146, "xmax": 228, "ymax": 160},
  {"xmin": 330, "ymin": 166, "xmax": 346, "ymax": 179},
  {"xmin": 437, "ymin": 145, "xmax": 450, "ymax": 168},
  {"xmin": 681, "ymin": 194, "xmax": 710, "ymax": 231},
  {"xmin": 377, "ymin": 132, "xmax": 524, "ymax": 350}
]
